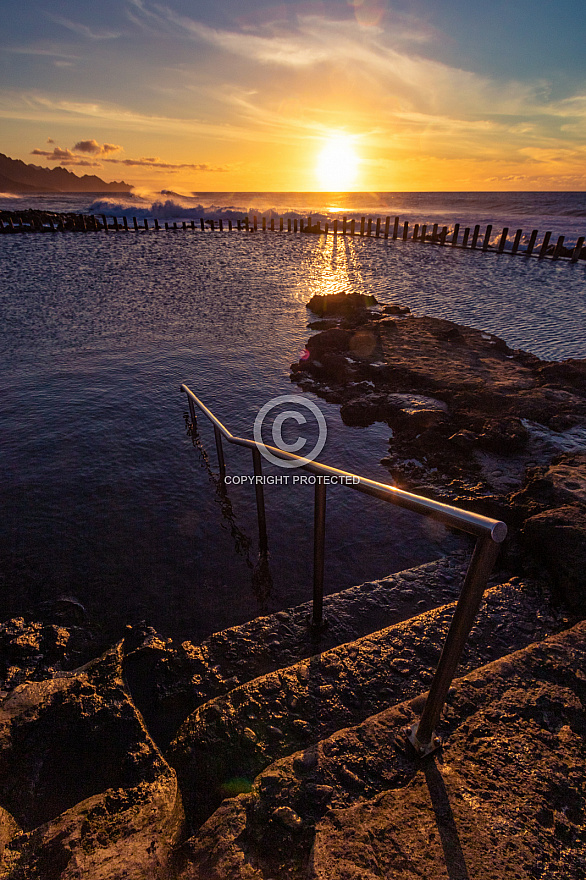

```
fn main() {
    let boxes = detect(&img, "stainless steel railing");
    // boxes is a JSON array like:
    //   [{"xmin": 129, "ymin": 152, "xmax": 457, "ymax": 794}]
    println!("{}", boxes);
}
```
[{"xmin": 181, "ymin": 383, "xmax": 507, "ymax": 755}]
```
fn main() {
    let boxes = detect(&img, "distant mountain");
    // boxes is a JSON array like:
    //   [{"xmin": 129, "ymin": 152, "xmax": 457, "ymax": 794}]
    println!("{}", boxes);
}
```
[{"xmin": 0, "ymin": 153, "xmax": 132, "ymax": 193}]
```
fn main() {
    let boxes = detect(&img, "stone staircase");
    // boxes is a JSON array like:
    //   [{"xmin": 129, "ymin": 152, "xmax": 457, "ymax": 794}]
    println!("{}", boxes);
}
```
[{"xmin": 0, "ymin": 550, "xmax": 582, "ymax": 879}]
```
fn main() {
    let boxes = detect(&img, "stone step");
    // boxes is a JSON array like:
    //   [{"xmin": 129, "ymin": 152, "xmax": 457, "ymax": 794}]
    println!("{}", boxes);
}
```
[
  {"xmin": 123, "ymin": 553, "xmax": 472, "ymax": 747},
  {"xmin": 166, "ymin": 577, "xmax": 566, "ymax": 830},
  {"xmin": 175, "ymin": 619, "xmax": 586, "ymax": 880}
]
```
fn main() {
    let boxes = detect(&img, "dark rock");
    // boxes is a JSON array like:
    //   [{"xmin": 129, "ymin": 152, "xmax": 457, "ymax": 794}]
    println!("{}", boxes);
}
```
[
  {"xmin": 475, "ymin": 417, "xmax": 529, "ymax": 455},
  {"xmin": 306, "ymin": 291, "xmax": 378, "ymax": 318},
  {"xmin": 522, "ymin": 505, "xmax": 586, "ymax": 609},
  {"xmin": 0, "ymin": 644, "xmax": 183, "ymax": 876}
]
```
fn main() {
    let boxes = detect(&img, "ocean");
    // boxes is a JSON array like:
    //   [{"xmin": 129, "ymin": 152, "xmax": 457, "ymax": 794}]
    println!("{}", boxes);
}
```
[{"xmin": 1, "ymin": 191, "xmax": 585, "ymax": 642}]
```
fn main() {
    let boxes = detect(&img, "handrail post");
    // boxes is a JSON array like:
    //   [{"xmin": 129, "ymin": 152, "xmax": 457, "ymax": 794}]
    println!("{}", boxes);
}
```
[
  {"xmin": 311, "ymin": 480, "xmax": 327, "ymax": 629},
  {"xmin": 407, "ymin": 535, "xmax": 502, "ymax": 754},
  {"xmin": 252, "ymin": 448, "xmax": 268, "ymax": 555},
  {"xmin": 213, "ymin": 425, "xmax": 226, "ymax": 482}
]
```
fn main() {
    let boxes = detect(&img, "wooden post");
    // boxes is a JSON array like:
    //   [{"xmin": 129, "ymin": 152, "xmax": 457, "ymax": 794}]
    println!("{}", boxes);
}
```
[
  {"xmin": 482, "ymin": 225, "xmax": 492, "ymax": 250},
  {"xmin": 271, "ymin": 218, "xmax": 274, "ymax": 231},
  {"xmin": 114, "ymin": 217, "xmax": 119, "ymax": 232},
  {"xmin": 571, "ymin": 236, "xmax": 584, "ymax": 263},
  {"xmin": 144, "ymin": 219, "xmax": 149, "ymax": 230},
  {"xmin": 280, "ymin": 217, "xmax": 283, "ymax": 232},
  {"xmin": 262, "ymin": 216, "xmax": 266, "ymax": 231},
  {"xmin": 173, "ymin": 221, "xmax": 178, "ymax": 231},
  {"xmin": 200, "ymin": 218, "xmax": 205, "ymax": 231},
  {"xmin": 228, "ymin": 220, "xmax": 232, "ymax": 231},
  {"xmin": 552, "ymin": 235, "xmax": 565, "ymax": 261},
  {"xmin": 471, "ymin": 225, "xmax": 480, "ymax": 249},
  {"xmin": 511, "ymin": 229, "xmax": 522, "ymax": 255},
  {"xmin": 238, "ymin": 218, "xmax": 242, "ymax": 231},
  {"xmin": 440, "ymin": 226, "xmax": 448, "ymax": 245},
  {"xmin": 333, "ymin": 218, "xmax": 338, "ymax": 235},
  {"xmin": 525, "ymin": 229, "xmax": 538, "ymax": 257},
  {"xmin": 133, "ymin": 217, "xmax": 139, "ymax": 231},
  {"xmin": 413, "ymin": 223, "xmax": 419, "ymax": 241},
  {"xmin": 384, "ymin": 216, "xmax": 390, "ymax": 239},
  {"xmin": 245, "ymin": 216, "xmax": 249, "ymax": 231},
  {"xmin": 538, "ymin": 231, "xmax": 552, "ymax": 259},
  {"xmin": 123, "ymin": 216, "xmax": 129, "ymax": 232},
  {"xmin": 210, "ymin": 219, "xmax": 215, "ymax": 231},
  {"xmin": 350, "ymin": 218, "xmax": 355, "ymax": 235},
  {"xmin": 498, "ymin": 228, "xmax": 508, "ymax": 253},
  {"xmin": 393, "ymin": 216, "xmax": 399, "ymax": 240},
  {"xmin": 165, "ymin": 222, "xmax": 169, "ymax": 231},
  {"xmin": 324, "ymin": 223, "xmax": 329, "ymax": 236},
  {"xmin": 219, "ymin": 219, "xmax": 223, "ymax": 232},
  {"xmin": 182, "ymin": 221, "xmax": 187, "ymax": 230},
  {"xmin": 431, "ymin": 223, "xmax": 438, "ymax": 242},
  {"xmin": 360, "ymin": 217, "xmax": 365, "ymax": 236},
  {"xmin": 102, "ymin": 214, "xmax": 108, "ymax": 233},
  {"xmin": 376, "ymin": 218, "xmax": 381, "ymax": 238},
  {"xmin": 49, "ymin": 219, "xmax": 55, "ymax": 232},
  {"xmin": 191, "ymin": 220, "xmax": 195, "ymax": 230},
  {"xmin": 300, "ymin": 219, "xmax": 304, "ymax": 232},
  {"xmin": 316, "ymin": 221, "xmax": 321, "ymax": 233},
  {"xmin": 343, "ymin": 216, "xmax": 347, "ymax": 235},
  {"xmin": 253, "ymin": 216, "xmax": 257, "ymax": 231},
  {"xmin": 451, "ymin": 223, "xmax": 460, "ymax": 246},
  {"xmin": 294, "ymin": 219, "xmax": 297, "ymax": 232},
  {"xmin": 17, "ymin": 217, "xmax": 23, "ymax": 231},
  {"xmin": 403, "ymin": 221, "xmax": 409, "ymax": 241},
  {"xmin": 288, "ymin": 218, "xmax": 291, "ymax": 232},
  {"xmin": 366, "ymin": 218, "xmax": 372, "ymax": 237},
  {"xmin": 421, "ymin": 224, "xmax": 427, "ymax": 243},
  {"xmin": 81, "ymin": 215, "xmax": 87, "ymax": 232},
  {"xmin": 155, "ymin": 219, "xmax": 160, "ymax": 230}
]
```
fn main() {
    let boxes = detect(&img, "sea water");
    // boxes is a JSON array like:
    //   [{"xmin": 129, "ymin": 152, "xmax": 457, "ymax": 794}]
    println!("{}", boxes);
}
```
[{"xmin": 1, "ymin": 192, "xmax": 585, "ymax": 642}]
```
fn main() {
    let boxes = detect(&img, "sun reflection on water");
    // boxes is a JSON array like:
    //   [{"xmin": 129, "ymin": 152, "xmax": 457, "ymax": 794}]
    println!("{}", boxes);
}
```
[{"xmin": 300, "ymin": 232, "xmax": 371, "ymax": 304}]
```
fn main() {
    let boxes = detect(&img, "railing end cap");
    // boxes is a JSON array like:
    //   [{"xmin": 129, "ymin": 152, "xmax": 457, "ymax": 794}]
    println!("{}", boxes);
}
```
[{"xmin": 491, "ymin": 521, "xmax": 508, "ymax": 543}]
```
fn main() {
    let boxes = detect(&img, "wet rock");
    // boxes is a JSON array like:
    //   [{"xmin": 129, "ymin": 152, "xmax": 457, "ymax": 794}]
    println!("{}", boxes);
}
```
[
  {"xmin": 306, "ymin": 292, "xmax": 378, "ymax": 318},
  {"xmin": 522, "ymin": 504, "xmax": 586, "ymax": 610},
  {"xmin": 0, "ymin": 644, "xmax": 184, "ymax": 877}
]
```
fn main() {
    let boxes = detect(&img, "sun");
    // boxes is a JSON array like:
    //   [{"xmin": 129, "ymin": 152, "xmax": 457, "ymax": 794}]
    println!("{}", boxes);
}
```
[{"xmin": 316, "ymin": 136, "xmax": 360, "ymax": 191}]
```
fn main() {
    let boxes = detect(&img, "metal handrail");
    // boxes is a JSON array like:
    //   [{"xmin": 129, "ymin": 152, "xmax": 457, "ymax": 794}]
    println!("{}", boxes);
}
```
[{"xmin": 181, "ymin": 383, "xmax": 507, "ymax": 755}]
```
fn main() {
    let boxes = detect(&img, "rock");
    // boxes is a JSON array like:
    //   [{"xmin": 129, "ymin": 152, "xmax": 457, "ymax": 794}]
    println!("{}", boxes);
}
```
[
  {"xmin": 522, "ymin": 505, "xmax": 586, "ymax": 610},
  {"xmin": 306, "ymin": 292, "xmax": 378, "ymax": 318},
  {"xmin": 0, "ymin": 644, "xmax": 184, "ymax": 877},
  {"xmin": 475, "ymin": 417, "xmax": 529, "ymax": 455}
]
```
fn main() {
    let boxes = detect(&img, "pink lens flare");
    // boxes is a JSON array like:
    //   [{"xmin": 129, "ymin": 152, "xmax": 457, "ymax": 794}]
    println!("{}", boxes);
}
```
[{"xmin": 299, "ymin": 348, "xmax": 310, "ymax": 361}]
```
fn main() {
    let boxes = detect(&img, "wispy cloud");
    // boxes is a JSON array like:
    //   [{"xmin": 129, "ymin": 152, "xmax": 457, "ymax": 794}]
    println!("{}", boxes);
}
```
[
  {"xmin": 45, "ymin": 14, "xmax": 122, "ymax": 41},
  {"xmin": 104, "ymin": 157, "xmax": 228, "ymax": 171}
]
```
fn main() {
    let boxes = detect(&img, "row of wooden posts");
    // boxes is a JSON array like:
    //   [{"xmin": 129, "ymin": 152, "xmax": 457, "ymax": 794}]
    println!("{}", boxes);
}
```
[{"xmin": 1, "ymin": 211, "xmax": 584, "ymax": 262}]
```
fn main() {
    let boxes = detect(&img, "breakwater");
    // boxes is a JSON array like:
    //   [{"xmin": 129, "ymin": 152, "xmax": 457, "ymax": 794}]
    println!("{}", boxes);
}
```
[{"xmin": 1, "ymin": 209, "xmax": 584, "ymax": 263}]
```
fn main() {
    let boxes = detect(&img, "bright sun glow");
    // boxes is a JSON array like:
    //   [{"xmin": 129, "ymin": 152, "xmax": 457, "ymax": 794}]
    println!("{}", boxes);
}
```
[{"xmin": 316, "ymin": 136, "xmax": 360, "ymax": 191}]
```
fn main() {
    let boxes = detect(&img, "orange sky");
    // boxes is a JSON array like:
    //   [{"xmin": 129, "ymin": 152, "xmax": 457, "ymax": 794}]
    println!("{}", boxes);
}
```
[{"xmin": 2, "ymin": 1, "xmax": 586, "ymax": 192}]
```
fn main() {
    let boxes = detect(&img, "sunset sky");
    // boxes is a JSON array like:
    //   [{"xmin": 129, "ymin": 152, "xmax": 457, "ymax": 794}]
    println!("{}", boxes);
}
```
[{"xmin": 1, "ymin": 0, "xmax": 585, "ymax": 192}]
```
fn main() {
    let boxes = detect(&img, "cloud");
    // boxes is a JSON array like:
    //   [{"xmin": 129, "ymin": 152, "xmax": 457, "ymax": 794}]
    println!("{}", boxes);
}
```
[
  {"xmin": 31, "ymin": 145, "xmax": 103, "ymax": 167},
  {"xmin": 30, "ymin": 139, "xmax": 227, "ymax": 173},
  {"xmin": 73, "ymin": 139, "xmax": 122, "ymax": 155},
  {"xmin": 104, "ymin": 157, "xmax": 228, "ymax": 171},
  {"xmin": 45, "ymin": 14, "xmax": 122, "ymax": 40}
]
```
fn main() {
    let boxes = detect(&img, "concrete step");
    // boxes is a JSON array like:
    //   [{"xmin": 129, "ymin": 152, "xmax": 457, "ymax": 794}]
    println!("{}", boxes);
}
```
[
  {"xmin": 175, "ymin": 619, "xmax": 586, "ymax": 880},
  {"xmin": 123, "ymin": 553, "xmax": 472, "ymax": 747},
  {"xmin": 167, "ymin": 577, "xmax": 566, "ymax": 830}
]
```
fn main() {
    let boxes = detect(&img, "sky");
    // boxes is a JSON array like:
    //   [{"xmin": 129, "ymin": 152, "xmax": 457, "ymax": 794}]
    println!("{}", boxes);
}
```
[{"xmin": 1, "ymin": 0, "xmax": 585, "ymax": 192}]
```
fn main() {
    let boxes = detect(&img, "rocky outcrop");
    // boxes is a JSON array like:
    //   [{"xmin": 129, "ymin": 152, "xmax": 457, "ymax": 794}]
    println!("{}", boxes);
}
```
[
  {"xmin": 292, "ymin": 302, "xmax": 586, "ymax": 603},
  {"xmin": 175, "ymin": 620, "xmax": 586, "ymax": 880},
  {"xmin": 0, "ymin": 644, "xmax": 183, "ymax": 878}
]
